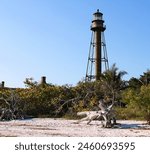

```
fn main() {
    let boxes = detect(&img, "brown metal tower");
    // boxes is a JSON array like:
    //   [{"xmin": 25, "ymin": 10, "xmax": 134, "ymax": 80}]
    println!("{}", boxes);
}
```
[{"xmin": 86, "ymin": 9, "xmax": 109, "ymax": 81}]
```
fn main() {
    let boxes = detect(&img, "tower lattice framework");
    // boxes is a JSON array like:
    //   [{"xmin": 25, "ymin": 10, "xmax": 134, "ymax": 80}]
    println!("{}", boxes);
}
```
[{"xmin": 85, "ymin": 10, "xmax": 109, "ymax": 81}]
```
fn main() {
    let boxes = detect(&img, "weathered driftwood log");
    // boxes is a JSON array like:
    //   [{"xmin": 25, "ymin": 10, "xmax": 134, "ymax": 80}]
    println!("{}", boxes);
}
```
[
  {"xmin": 76, "ymin": 111, "xmax": 101, "ymax": 124},
  {"xmin": 76, "ymin": 99, "xmax": 116, "ymax": 128},
  {"xmin": 98, "ymin": 99, "xmax": 116, "ymax": 128}
]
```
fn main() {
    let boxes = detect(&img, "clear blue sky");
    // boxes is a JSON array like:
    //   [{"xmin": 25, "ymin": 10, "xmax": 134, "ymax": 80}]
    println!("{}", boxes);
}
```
[{"xmin": 0, "ymin": 0, "xmax": 150, "ymax": 87}]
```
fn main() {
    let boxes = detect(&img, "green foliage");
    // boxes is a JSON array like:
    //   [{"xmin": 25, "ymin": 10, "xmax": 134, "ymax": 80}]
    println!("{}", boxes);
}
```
[
  {"xmin": 140, "ymin": 70, "xmax": 150, "ymax": 85},
  {"xmin": 128, "ymin": 77, "xmax": 142, "ymax": 90},
  {"xmin": 100, "ymin": 63, "xmax": 127, "ymax": 102},
  {"xmin": 122, "ymin": 85, "xmax": 150, "ymax": 123},
  {"xmin": 128, "ymin": 70, "xmax": 150, "ymax": 89},
  {"xmin": 17, "ymin": 84, "xmax": 76, "ymax": 117},
  {"xmin": 139, "ymin": 85, "xmax": 150, "ymax": 123},
  {"xmin": 1, "ymin": 65, "xmax": 150, "ymax": 123},
  {"xmin": 0, "ymin": 89, "xmax": 12, "ymax": 108}
]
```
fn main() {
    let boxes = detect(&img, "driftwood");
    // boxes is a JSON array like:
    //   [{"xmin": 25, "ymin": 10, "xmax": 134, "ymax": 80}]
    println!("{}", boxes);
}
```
[
  {"xmin": 98, "ymin": 99, "xmax": 116, "ymax": 127},
  {"xmin": 76, "ymin": 99, "xmax": 116, "ymax": 128},
  {"xmin": 0, "ymin": 108, "xmax": 14, "ymax": 121},
  {"xmin": 55, "ymin": 89, "xmax": 116, "ymax": 128},
  {"xmin": 75, "ymin": 111, "xmax": 101, "ymax": 124}
]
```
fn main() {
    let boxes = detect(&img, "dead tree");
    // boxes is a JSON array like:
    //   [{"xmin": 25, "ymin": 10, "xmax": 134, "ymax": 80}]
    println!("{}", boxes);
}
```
[
  {"xmin": 0, "ymin": 91, "xmax": 24, "ymax": 121},
  {"xmin": 76, "ymin": 99, "xmax": 116, "ymax": 128},
  {"xmin": 55, "ymin": 87, "xmax": 117, "ymax": 128},
  {"xmin": 76, "ymin": 111, "xmax": 101, "ymax": 124},
  {"xmin": 54, "ymin": 92, "xmax": 93, "ymax": 117},
  {"xmin": 98, "ymin": 99, "xmax": 116, "ymax": 128}
]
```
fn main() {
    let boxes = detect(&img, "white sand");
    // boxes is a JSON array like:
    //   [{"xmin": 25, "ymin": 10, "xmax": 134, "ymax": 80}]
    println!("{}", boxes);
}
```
[{"xmin": 0, "ymin": 118, "xmax": 150, "ymax": 137}]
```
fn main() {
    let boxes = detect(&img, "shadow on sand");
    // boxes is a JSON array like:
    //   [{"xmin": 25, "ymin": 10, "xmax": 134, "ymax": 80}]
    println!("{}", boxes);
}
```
[{"xmin": 114, "ymin": 122, "xmax": 150, "ymax": 129}]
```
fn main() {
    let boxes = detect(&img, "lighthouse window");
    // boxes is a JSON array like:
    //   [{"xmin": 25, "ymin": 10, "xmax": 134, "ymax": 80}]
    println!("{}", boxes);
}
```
[{"xmin": 94, "ymin": 14, "xmax": 102, "ymax": 20}]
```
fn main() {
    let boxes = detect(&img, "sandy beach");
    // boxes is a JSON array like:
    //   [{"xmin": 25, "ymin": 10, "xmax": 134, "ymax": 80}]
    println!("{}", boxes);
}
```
[{"xmin": 0, "ymin": 118, "xmax": 150, "ymax": 137}]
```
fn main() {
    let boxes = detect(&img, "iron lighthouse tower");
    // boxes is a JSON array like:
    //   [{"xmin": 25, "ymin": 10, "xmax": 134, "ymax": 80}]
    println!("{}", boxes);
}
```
[{"xmin": 86, "ymin": 9, "xmax": 109, "ymax": 81}]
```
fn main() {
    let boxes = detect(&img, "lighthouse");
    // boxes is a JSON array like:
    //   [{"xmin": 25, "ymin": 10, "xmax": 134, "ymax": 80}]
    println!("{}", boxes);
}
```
[{"xmin": 86, "ymin": 10, "xmax": 109, "ymax": 81}]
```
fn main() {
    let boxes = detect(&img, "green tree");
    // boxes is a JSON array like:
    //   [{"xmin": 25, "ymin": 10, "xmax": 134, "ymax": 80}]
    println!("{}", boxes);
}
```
[
  {"xmin": 122, "ymin": 85, "xmax": 150, "ymax": 124},
  {"xmin": 100, "ymin": 64, "xmax": 127, "ymax": 103},
  {"xmin": 128, "ymin": 70, "xmax": 150, "ymax": 89},
  {"xmin": 128, "ymin": 77, "xmax": 142, "ymax": 90},
  {"xmin": 138, "ymin": 85, "xmax": 150, "ymax": 124},
  {"xmin": 139, "ymin": 70, "xmax": 150, "ymax": 86}
]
